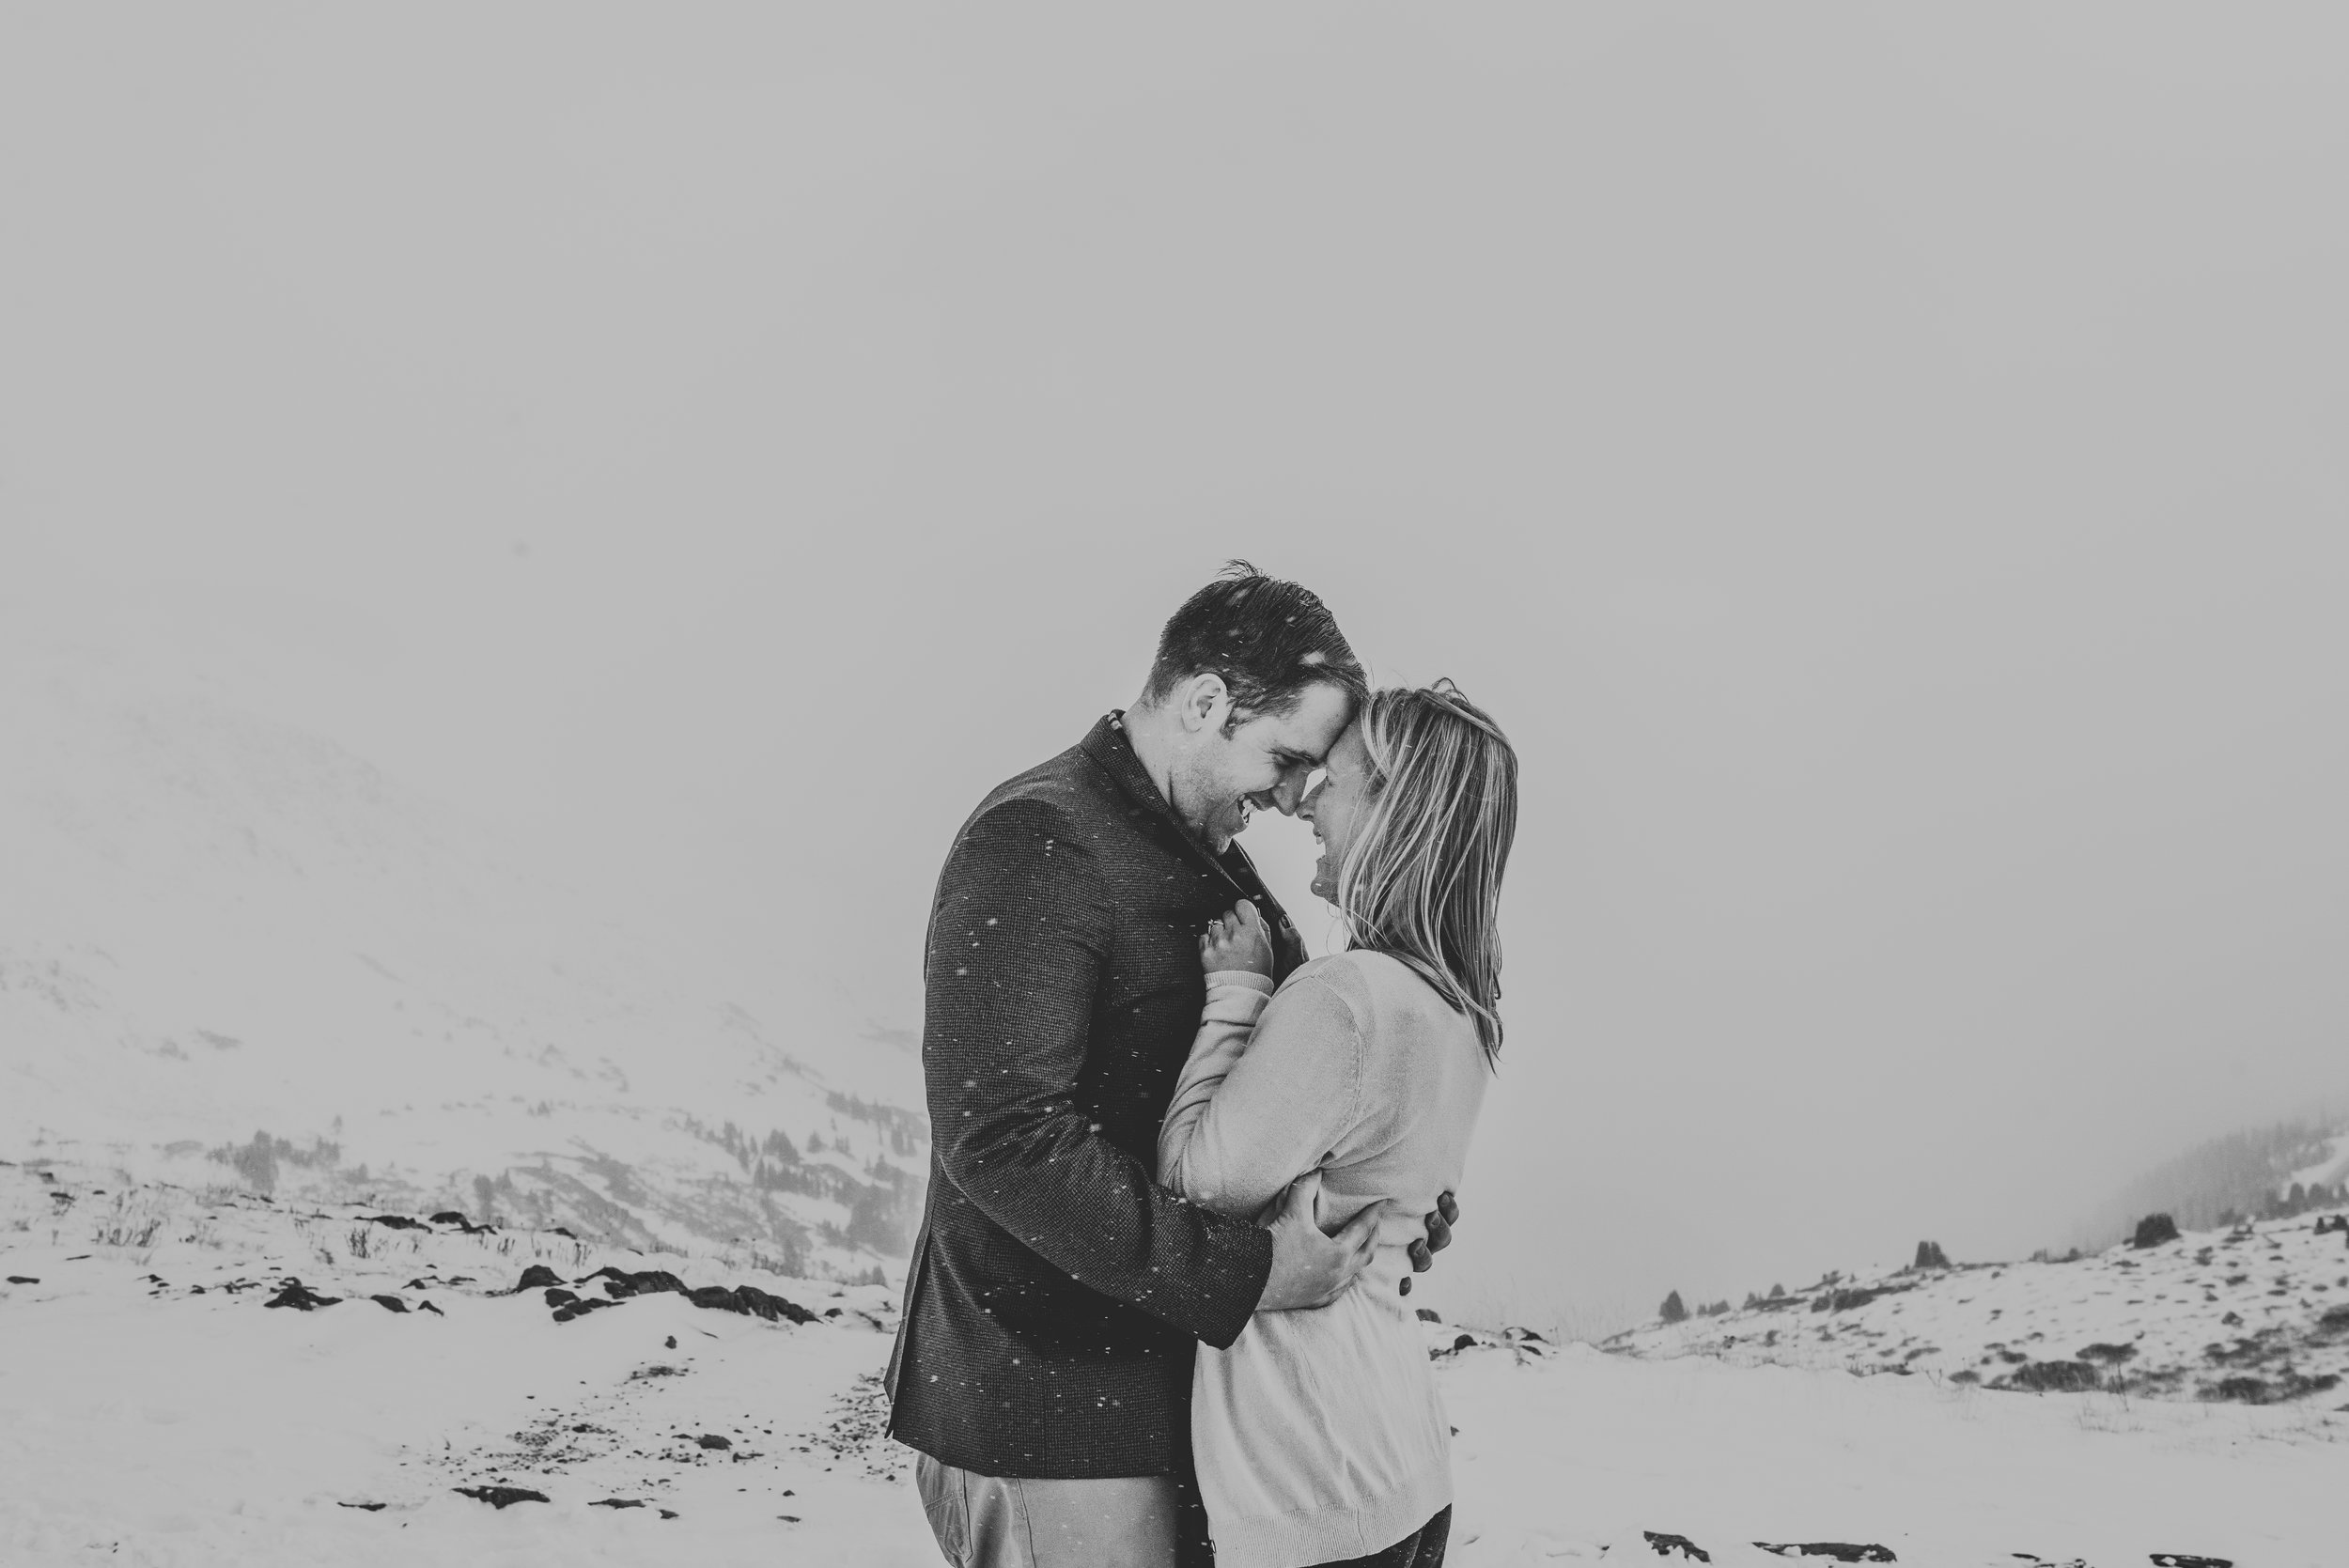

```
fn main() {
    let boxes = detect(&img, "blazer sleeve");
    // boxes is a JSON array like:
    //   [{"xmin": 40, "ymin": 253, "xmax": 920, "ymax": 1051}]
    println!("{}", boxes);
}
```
[
  {"xmin": 1155, "ymin": 966, "xmax": 1365, "ymax": 1224},
  {"xmin": 922, "ymin": 798, "xmax": 1273, "ymax": 1348}
]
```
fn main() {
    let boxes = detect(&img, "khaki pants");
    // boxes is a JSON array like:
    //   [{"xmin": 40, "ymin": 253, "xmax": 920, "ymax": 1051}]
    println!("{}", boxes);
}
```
[{"xmin": 914, "ymin": 1453, "xmax": 1212, "ymax": 1568}]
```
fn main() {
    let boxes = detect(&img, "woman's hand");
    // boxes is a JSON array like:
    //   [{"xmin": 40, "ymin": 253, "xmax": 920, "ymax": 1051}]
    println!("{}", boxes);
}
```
[{"xmin": 1199, "ymin": 898, "xmax": 1275, "ymax": 978}]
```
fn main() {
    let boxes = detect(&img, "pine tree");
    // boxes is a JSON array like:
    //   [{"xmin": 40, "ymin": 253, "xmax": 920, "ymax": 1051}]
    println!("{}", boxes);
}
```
[{"xmin": 1659, "ymin": 1290, "xmax": 1688, "ymax": 1325}]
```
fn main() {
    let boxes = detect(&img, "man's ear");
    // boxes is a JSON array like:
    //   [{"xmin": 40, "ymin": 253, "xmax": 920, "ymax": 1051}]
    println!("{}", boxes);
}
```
[{"xmin": 1176, "ymin": 673, "xmax": 1232, "ymax": 735}]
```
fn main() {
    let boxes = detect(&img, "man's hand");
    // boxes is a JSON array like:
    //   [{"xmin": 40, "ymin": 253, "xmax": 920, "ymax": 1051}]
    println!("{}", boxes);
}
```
[
  {"xmin": 1256, "ymin": 1175, "xmax": 1377, "ymax": 1311},
  {"xmin": 1398, "ymin": 1190, "xmax": 1458, "ymax": 1297},
  {"xmin": 1199, "ymin": 898, "xmax": 1276, "ymax": 979}
]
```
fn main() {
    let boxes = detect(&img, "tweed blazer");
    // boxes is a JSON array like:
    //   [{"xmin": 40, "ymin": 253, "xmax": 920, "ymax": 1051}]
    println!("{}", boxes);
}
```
[{"xmin": 885, "ymin": 712, "xmax": 1302, "ymax": 1478}]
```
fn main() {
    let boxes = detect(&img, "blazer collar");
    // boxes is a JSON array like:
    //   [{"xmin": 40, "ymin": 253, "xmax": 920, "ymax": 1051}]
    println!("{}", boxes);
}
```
[
  {"xmin": 1080, "ymin": 709, "xmax": 1300, "ymax": 977},
  {"xmin": 1081, "ymin": 710, "xmax": 1257, "ymax": 886}
]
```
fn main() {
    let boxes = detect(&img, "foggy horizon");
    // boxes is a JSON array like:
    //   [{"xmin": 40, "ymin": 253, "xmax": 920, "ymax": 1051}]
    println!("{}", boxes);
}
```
[{"xmin": 8, "ymin": 6, "xmax": 2349, "ymax": 1334}]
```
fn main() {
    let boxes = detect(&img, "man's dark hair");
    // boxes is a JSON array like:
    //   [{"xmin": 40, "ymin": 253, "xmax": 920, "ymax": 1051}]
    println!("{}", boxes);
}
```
[{"xmin": 1142, "ymin": 561, "xmax": 1368, "ymax": 721}]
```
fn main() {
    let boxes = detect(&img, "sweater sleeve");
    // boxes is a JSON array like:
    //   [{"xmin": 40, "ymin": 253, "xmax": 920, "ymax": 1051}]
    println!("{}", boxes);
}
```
[
  {"xmin": 923, "ymin": 798, "xmax": 1273, "ymax": 1348},
  {"xmin": 1156, "ymin": 970, "xmax": 1277, "ymax": 1201},
  {"xmin": 1156, "ymin": 965, "xmax": 1365, "ymax": 1223}
]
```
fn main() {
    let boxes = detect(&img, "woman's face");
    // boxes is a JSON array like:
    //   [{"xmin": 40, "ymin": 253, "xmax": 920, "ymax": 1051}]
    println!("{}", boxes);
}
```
[{"xmin": 1300, "ymin": 721, "xmax": 1373, "ymax": 904}]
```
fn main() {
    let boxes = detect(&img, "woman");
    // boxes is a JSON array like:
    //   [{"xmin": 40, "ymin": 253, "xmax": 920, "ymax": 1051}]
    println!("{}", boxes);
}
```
[{"xmin": 1159, "ymin": 678, "xmax": 1517, "ymax": 1568}]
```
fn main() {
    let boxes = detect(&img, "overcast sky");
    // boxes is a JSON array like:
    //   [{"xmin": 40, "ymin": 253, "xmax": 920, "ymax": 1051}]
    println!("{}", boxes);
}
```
[{"xmin": 6, "ymin": 7, "xmax": 2347, "ymax": 1326}]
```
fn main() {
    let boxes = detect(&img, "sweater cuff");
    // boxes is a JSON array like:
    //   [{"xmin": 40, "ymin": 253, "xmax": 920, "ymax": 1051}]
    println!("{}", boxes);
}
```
[{"xmin": 1205, "ymin": 970, "xmax": 1277, "ymax": 997}]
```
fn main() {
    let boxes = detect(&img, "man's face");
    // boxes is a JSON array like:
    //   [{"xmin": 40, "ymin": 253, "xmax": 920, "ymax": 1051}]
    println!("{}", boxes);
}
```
[{"xmin": 1171, "ymin": 680, "xmax": 1354, "ymax": 852}]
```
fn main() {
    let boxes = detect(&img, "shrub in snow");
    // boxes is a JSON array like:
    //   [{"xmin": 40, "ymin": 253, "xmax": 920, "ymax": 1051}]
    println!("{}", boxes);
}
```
[
  {"xmin": 1659, "ymin": 1290, "xmax": 1688, "ymax": 1324},
  {"xmin": 2131, "ymin": 1213, "xmax": 2182, "ymax": 1249},
  {"xmin": 2005, "ymin": 1359, "xmax": 2099, "ymax": 1393}
]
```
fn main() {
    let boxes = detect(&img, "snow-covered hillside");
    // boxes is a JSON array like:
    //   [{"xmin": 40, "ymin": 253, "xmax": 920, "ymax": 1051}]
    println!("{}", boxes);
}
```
[
  {"xmin": 6, "ymin": 1161, "xmax": 2337, "ymax": 1566},
  {"xmin": 2075, "ymin": 1117, "xmax": 2349, "ymax": 1247},
  {"xmin": 1606, "ymin": 1209, "xmax": 2349, "ymax": 1413},
  {"xmin": 0, "ymin": 638, "xmax": 926, "ymax": 1278}
]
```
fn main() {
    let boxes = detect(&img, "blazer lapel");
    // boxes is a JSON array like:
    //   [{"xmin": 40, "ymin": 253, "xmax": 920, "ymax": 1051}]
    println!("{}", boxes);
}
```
[{"xmin": 1078, "ymin": 712, "xmax": 1304, "ymax": 978}]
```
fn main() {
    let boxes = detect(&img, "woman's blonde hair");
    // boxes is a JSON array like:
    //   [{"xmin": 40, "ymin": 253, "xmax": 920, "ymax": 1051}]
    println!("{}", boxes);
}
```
[{"xmin": 1331, "ymin": 678, "xmax": 1518, "ymax": 1060}]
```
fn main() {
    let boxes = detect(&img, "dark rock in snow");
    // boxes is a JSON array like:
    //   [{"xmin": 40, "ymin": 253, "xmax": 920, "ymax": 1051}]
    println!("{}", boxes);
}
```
[
  {"xmin": 6, "ymin": 1277, "xmax": 37, "ymax": 1285},
  {"xmin": 552, "ymin": 1297, "xmax": 621, "ymax": 1324},
  {"xmin": 1643, "ymin": 1529, "xmax": 1711, "ymax": 1560},
  {"xmin": 731, "ymin": 1284, "xmax": 820, "ymax": 1325},
  {"xmin": 1453, "ymin": 1333, "xmax": 1478, "ymax": 1351},
  {"xmin": 591, "ymin": 1266, "xmax": 689, "ymax": 1299},
  {"xmin": 265, "ymin": 1280, "xmax": 342, "ymax": 1311},
  {"xmin": 360, "ymin": 1214, "xmax": 428, "ymax": 1231},
  {"xmin": 696, "ymin": 1434, "xmax": 731, "ymax": 1450},
  {"xmin": 590, "ymin": 1498, "xmax": 647, "ymax": 1509},
  {"xmin": 428, "ymin": 1211, "xmax": 468, "ymax": 1226},
  {"xmin": 544, "ymin": 1288, "xmax": 579, "ymax": 1308},
  {"xmin": 336, "ymin": 1500, "xmax": 388, "ymax": 1511},
  {"xmin": 1753, "ymin": 1545, "xmax": 1896, "ymax": 1562},
  {"xmin": 664, "ymin": 1335, "xmax": 677, "ymax": 1349},
  {"xmin": 2148, "ymin": 1556, "xmax": 2232, "ymax": 1567},
  {"xmin": 550, "ymin": 1226, "xmax": 578, "ymax": 1238},
  {"xmin": 513, "ymin": 1265, "xmax": 567, "ymax": 1292},
  {"xmin": 1415, "ymin": 1308, "xmax": 1442, "ymax": 1323},
  {"xmin": 418, "ymin": 1300, "xmax": 444, "ymax": 1315},
  {"xmin": 455, "ymin": 1485, "xmax": 549, "ymax": 1508},
  {"xmin": 370, "ymin": 1295, "xmax": 411, "ymax": 1312},
  {"xmin": 660, "ymin": 1509, "xmax": 678, "ymax": 1519}
]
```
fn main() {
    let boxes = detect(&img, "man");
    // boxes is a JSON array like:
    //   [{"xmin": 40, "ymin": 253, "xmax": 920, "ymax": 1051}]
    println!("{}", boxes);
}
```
[{"xmin": 888, "ymin": 563, "xmax": 1456, "ymax": 1567}]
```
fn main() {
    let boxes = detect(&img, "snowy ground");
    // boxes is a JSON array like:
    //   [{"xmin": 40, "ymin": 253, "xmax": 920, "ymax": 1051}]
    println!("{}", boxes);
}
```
[
  {"xmin": 1605, "ymin": 1211, "xmax": 2349, "ymax": 1409},
  {"xmin": 3, "ymin": 1163, "xmax": 2338, "ymax": 1567}
]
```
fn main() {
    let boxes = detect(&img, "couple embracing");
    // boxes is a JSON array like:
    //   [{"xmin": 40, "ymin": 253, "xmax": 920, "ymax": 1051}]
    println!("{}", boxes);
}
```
[{"xmin": 887, "ymin": 563, "xmax": 1518, "ymax": 1568}]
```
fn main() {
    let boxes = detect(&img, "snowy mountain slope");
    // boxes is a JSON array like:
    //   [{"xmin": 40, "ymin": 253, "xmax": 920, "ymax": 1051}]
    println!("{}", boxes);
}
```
[
  {"xmin": 2281, "ymin": 1127, "xmax": 2349, "ymax": 1197},
  {"xmin": 0, "ymin": 644, "xmax": 926, "ymax": 1276},
  {"xmin": 5, "ymin": 1161, "xmax": 2336, "ymax": 1567},
  {"xmin": 2074, "ymin": 1115, "xmax": 2349, "ymax": 1245},
  {"xmin": 1605, "ymin": 1208, "xmax": 2349, "ymax": 1412}
]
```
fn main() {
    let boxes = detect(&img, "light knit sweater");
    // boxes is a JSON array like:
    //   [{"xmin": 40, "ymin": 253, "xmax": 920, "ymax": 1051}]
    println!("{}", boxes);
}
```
[{"xmin": 1157, "ymin": 950, "xmax": 1491, "ymax": 1568}]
